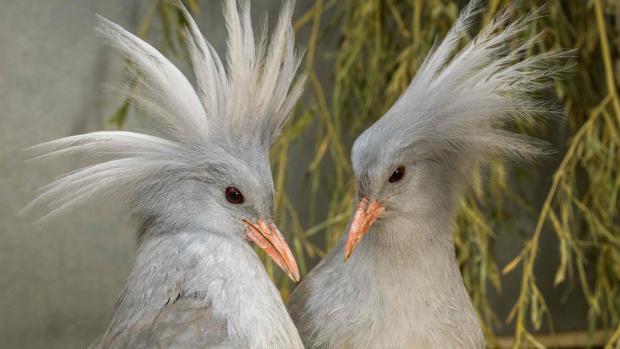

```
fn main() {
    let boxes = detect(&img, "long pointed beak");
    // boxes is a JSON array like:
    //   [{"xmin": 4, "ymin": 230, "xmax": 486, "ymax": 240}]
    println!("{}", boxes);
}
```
[
  {"xmin": 243, "ymin": 219, "xmax": 300, "ymax": 282},
  {"xmin": 344, "ymin": 197, "xmax": 385, "ymax": 261}
]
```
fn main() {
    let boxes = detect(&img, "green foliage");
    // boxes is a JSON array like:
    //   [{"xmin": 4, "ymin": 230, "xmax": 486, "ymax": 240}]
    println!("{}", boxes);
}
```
[{"xmin": 111, "ymin": 1, "xmax": 620, "ymax": 347}]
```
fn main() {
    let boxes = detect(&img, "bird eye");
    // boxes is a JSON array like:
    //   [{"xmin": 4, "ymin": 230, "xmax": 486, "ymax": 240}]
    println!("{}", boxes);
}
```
[
  {"xmin": 388, "ymin": 166, "xmax": 405, "ymax": 183},
  {"xmin": 225, "ymin": 187, "xmax": 244, "ymax": 204}
]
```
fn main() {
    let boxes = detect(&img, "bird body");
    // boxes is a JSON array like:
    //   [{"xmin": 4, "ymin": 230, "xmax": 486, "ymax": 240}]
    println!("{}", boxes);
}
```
[
  {"xmin": 27, "ymin": 0, "xmax": 306, "ymax": 347},
  {"xmin": 91, "ymin": 231, "xmax": 301, "ymax": 348},
  {"xmin": 288, "ymin": 1, "xmax": 572, "ymax": 348},
  {"xmin": 289, "ymin": 228, "xmax": 483, "ymax": 348}
]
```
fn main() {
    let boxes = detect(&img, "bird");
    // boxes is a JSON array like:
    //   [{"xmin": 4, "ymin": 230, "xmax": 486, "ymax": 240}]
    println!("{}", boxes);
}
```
[
  {"xmin": 287, "ymin": 1, "xmax": 573, "ymax": 348},
  {"xmin": 25, "ymin": 0, "xmax": 306, "ymax": 347}
]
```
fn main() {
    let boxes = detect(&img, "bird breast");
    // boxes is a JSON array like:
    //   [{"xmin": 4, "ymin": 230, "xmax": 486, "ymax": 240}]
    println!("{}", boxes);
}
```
[{"xmin": 293, "ymin": 240, "xmax": 484, "ymax": 349}]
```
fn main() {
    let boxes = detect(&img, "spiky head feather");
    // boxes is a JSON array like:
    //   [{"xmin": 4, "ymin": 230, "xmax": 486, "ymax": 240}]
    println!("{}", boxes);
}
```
[
  {"xmin": 26, "ymin": 0, "xmax": 305, "ymax": 222},
  {"xmin": 352, "ymin": 1, "xmax": 574, "ymax": 190}
]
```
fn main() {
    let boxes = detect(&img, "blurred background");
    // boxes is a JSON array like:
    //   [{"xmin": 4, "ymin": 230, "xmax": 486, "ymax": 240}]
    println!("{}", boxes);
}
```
[{"xmin": 0, "ymin": 0, "xmax": 618, "ymax": 348}]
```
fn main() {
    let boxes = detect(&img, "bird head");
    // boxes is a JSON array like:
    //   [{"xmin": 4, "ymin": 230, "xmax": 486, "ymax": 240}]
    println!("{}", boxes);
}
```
[
  {"xmin": 343, "ymin": 1, "xmax": 573, "ymax": 260},
  {"xmin": 26, "ymin": 0, "xmax": 305, "ymax": 281}
]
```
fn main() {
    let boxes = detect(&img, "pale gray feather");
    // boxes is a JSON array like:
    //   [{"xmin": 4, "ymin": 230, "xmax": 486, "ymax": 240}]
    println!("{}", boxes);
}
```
[
  {"xmin": 26, "ymin": 1, "xmax": 305, "ymax": 348},
  {"xmin": 288, "ymin": 2, "xmax": 572, "ymax": 349}
]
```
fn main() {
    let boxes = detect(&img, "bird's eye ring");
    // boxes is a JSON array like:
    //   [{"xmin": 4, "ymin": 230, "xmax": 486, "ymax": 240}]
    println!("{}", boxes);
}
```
[
  {"xmin": 389, "ymin": 166, "xmax": 405, "ymax": 183},
  {"xmin": 225, "ymin": 187, "xmax": 244, "ymax": 204}
]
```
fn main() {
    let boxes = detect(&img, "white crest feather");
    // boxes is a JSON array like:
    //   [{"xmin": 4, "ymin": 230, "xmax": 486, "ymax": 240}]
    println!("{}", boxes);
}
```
[
  {"xmin": 357, "ymin": 1, "xmax": 574, "ymax": 167},
  {"xmin": 26, "ymin": 0, "xmax": 305, "ymax": 220},
  {"xmin": 184, "ymin": 0, "xmax": 305, "ymax": 145}
]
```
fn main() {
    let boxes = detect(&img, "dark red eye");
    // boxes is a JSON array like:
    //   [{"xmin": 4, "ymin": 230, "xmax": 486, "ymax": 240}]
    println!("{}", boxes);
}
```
[
  {"xmin": 225, "ymin": 187, "xmax": 244, "ymax": 204},
  {"xmin": 389, "ymin": 166, "xmax": 405, "ymax": 183}
]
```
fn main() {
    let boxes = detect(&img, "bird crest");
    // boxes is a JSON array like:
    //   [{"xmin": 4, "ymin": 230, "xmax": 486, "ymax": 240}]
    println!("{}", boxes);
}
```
[
  {"xmin": 353, "ymin": 1, "xmax": 574, "ymax": 180},
  {"xmin": 25, "ymin": 0, "xmax": 305, "ymax": 221}
]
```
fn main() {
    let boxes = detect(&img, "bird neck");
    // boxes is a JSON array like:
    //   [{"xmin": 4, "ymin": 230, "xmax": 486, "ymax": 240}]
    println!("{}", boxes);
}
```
[
  {"xmin": 346, "ymin": 204, "xmax": 483, "ymax": 344},
  {"xmin": 361, "ymin": 200, "xmax": 462, "ymax": 284},
  {"xmin": 360, "ymin": 208, "xmax": 462, "ymax": 284},
  {"xmin": 106, "ymin": 229, "xmax": 301, "ymax": 348}
]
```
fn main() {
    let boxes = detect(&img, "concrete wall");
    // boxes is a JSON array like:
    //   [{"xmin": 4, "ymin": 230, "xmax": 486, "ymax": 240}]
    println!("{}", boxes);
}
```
[{"xmin": 1, "ymin": 2, "xmax": 142, "ymax": 348}]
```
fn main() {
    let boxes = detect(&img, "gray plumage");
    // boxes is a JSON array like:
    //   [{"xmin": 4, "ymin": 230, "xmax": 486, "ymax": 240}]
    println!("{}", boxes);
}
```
[
  {"xmin": 288, "ymin": 2, "xmax": 573, "ymax": 348},
  {"xmin": 26, "ymin": 1, "xmax": 305, "ymax": 348}
]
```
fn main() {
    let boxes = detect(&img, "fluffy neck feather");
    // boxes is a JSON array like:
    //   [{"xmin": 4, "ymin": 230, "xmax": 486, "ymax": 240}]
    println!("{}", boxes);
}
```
[
  {"xmin": 104, "ymin": 225, "xmax": 302, "ymax": 348},
  {"xmin": 296, "ymin": 201, "xmax": 484, "ymax": 349},
  {"xmin": 351, "ymin": 185, "xmax": 484, "ymax": 348}
]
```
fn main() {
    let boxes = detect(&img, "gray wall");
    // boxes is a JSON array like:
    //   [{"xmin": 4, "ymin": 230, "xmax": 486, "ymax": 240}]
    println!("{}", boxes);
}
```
[{"xmin": 1, "ymin": 2, "xmax": 140, "ymax": 348}]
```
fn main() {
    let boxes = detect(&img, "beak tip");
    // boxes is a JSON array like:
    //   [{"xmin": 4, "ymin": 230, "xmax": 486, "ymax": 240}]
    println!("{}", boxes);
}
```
[
  {"xmin": 244, "ymin": 219, "xmax": 300, "ymax": 283},
  {"xmin": 288, "ymin": 269, "xmax": 301, "ymax": 282},
  {"xmin": 290, "ymin": 266, "xmax": 301, "ymax": 282}
]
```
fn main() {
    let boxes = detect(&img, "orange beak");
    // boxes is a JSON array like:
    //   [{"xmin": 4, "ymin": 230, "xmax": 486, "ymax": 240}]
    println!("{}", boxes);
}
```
[
  {"xmin": 243, "ymin": 219, "xmax": 300, "ymax": 282},
  {"xmin": 344, "ymin": 197, "xmax": 385, "ymax": 261}
]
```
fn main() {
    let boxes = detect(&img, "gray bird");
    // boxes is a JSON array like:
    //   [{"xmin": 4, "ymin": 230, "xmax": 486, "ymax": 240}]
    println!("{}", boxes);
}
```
[
  {"xmin": 26, "ymin": 0, "xmax": 306, "ymax": 348},
  {"xmin": 288, "ymin": 2, "xmax": 572, "ymax": 348}
]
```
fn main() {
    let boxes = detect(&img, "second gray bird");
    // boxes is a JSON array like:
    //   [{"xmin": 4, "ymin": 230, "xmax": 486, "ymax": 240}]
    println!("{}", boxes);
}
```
[{"xmin": 288, "ymin": 1, "xmax": 572, "ymax": 348}]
